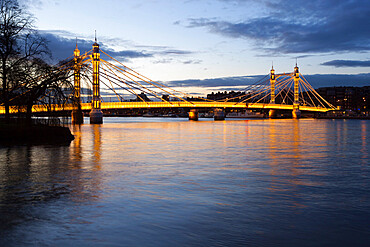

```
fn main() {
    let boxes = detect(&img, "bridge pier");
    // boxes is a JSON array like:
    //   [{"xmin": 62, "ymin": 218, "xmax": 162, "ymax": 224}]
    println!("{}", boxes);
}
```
[
  {"xmin": 188, "ymin": 109, "xmax": 198, "ymax": 121},
  {"xmin": 72, "ymin": 109, "xmax": 84, "ymax": 124},
  {"xmin": 268, "ymin": 109, "xmax": 277, "ymax": 118},
  {"xmin": 90, "ymin": 109, "xmax": 103, "ymax": 124},
  {"xmin": 214, "ymin": 108, "xmax": 225, "ymax": 120},
  {"xmin": 292, "ymin": 108, "xmax": 301, "ymax": 119}
]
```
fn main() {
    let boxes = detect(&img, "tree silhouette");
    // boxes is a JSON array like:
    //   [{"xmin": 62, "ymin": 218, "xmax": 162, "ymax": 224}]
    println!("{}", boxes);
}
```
[
  {"xmin": 0, "ymin": 0, "xmax": 73, "ymax": 124},
  {"xmin": 10, "ymin": 58, "xmax": 73, "ymax": 123}
]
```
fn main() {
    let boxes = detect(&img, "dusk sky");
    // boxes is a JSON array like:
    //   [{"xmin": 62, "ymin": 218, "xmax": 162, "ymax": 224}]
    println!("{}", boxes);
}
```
[{"xmin": 21, "ymin": 0, "xmax": 370, "ymax": 92}]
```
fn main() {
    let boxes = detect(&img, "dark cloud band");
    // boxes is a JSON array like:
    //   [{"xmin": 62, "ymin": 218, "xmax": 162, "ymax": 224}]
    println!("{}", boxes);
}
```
[
  {"xmin": 184, "ymin": 0, "xmax": 370, "ymax": 54},
  {"xmin": 321, "ymin": 60, "xmax": 370, "ymax": 67},
  {"xmin": 168, "ymin": 73, "xmax": 370, "ymax": 88},
  {"xmin": 39, "ymin": 31, "xmax": 192, "ymax": 64}
]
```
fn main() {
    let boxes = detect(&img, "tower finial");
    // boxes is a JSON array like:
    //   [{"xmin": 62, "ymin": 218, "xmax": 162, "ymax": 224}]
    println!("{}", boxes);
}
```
[
  {"xmin": 75, "ymin": 37, "xmax": 78, "ymax": 49},
  {"xmin": 272, "ymin": 61, "xmax": 274, "ymax": 69},
  {"xmin": 296, "ymin": 57, "xmax": 298, "ymax": 67},
  {"xmin": 95, "ymin": 30, "xmax": 97, "ymax": 42}
]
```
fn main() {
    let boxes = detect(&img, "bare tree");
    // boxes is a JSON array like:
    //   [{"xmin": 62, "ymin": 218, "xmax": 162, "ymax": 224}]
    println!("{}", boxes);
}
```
[
  {"xmin": 0, "ymin": 0, "xmax": 48, "ymax": 121},
  {"xmin": 10, "ymin": 57, "xmax": 73, "ymax": 124}
]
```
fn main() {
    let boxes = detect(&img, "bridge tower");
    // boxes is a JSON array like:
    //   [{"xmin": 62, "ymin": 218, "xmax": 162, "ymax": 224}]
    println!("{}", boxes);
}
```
[
  {"xmin": 71, "ymin": 42, "xmax": 84, "ymax": 124},
  {"xmin": 292, "ymin": 63, "xmax": 301, "ymax": 118},
  {"xmin": 90, "ymin": 37, "xmax": 103, "ymax": 124},
  {"xmin": 269, "ymin": 66, "xmax": 277, "ymax": 118}
]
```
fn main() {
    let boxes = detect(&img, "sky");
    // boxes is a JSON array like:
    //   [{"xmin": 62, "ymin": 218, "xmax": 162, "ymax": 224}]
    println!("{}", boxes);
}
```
[{"xmin": 20, "ymin": 0, "xmax": 370, "ymax": 94}]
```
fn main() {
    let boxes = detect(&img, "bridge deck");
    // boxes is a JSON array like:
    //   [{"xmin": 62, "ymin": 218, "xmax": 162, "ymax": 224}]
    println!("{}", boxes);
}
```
[{"xmin": 0, "ymin": 101, "xmax": 332, "ymax": 114}]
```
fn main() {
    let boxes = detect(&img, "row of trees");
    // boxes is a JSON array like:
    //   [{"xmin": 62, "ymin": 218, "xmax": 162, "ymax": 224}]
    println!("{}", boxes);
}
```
[{"xmin": 0, "ymin": 0, "xmax": 73, "ymax": 123}]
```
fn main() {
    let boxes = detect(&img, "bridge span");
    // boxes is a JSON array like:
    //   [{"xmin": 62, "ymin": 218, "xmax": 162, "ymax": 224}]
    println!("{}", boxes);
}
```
[
  {"xmin": 0, "ymin": 101, "xmax": 330, "ymax": 115},
  {"xmin": 1, "ymin": 38, "xmax": 336, "ymax": 123}
]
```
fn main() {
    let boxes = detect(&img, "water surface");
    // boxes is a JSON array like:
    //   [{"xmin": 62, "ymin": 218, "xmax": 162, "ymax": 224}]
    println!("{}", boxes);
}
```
[{"xmin": 0, "ymin": 118, "xmax": 369, "ymax": 246}]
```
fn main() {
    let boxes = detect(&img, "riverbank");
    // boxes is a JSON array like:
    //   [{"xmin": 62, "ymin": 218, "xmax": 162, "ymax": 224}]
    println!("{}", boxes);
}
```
[
  {"xmin": 0, "ymin": 122, "xmax": 74, "ymax": 145},
  {"xmin": 316, "ymin": 116, "xmax": 370, "ymax": 120}
]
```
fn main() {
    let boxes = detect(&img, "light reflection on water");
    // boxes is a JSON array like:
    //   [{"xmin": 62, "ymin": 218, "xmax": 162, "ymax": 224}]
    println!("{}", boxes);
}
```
[{"xmin": 0, "ymin": 118, "xmax": 369, "ymax": 246}]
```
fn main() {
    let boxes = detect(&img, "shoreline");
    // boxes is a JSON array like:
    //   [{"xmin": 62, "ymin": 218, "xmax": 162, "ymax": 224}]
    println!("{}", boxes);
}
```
[
  {"xmin": 315, "ymin": 116, "xmax": 370, "ymax": 120},
  {"xmin": 0, "ymin": 123, "xmax": 74, "ymax": 145}
]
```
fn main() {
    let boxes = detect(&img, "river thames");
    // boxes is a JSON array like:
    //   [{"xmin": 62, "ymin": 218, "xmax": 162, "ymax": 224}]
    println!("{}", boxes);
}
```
[{"xmin": 0, "ymin": 118, "xmax": 369, "ymax": 246}]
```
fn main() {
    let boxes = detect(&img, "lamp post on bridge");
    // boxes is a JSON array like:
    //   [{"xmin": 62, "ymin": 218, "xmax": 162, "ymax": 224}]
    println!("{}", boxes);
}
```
[{"xmin": 90, "ymin": 37, "xmax": 103, "ymax": 124}]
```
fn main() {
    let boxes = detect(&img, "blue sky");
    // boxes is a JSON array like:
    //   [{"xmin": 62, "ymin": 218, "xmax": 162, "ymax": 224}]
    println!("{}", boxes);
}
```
[{"xmin": 22, "ymin": 0, "xmax": 370, "ymax": 92}]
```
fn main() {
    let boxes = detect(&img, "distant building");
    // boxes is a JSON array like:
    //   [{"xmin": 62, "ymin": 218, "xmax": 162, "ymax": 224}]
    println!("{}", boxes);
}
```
[
  {"xmin": 161, "ymin": 94, "xmax": 170, "ymax": 102},
  {"xmin": 207, "ymin": 91, "xmax": 246, "ymax": 101},
  {"xmin": 317, "ymin": 86, "xmax": 370, "ymax": 113},
  {"xmin": 131, "ymin": 92, "xmax": 151, "ymax": 102}
]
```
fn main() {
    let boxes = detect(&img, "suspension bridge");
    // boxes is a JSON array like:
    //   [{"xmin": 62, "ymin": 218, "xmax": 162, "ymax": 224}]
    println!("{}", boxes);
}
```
[{"xmin": 1, "ymin": 39, "xmax": 337, "ymax": 124}]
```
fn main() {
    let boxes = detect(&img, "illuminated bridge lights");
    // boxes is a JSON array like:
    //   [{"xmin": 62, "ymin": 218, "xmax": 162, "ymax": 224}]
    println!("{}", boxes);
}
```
[
  {"xmin": 0, "ymin": 102, "xmax": 332, "ymax": 114},
  {"xmin": 0, "ymin": 41, "xmax": 337, "ymax": 118}
]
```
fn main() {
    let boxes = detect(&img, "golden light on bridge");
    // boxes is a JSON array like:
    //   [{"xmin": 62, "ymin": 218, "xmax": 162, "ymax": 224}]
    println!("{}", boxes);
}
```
[{"xmin": 0, "ymin": 40, "xmax": 338, "ymax": 120}]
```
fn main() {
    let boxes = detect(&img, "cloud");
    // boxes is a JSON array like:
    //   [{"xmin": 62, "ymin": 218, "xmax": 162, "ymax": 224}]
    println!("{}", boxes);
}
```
[
  {"xmin": 159, "ymin": 49, "xmax": 193, "ymax": 55},
  {"xmin": 182, "ymin": 59, "xmax": 202, "ymax": 64},
  {"xmin": 183, "ymin": 0, "xmax": 370, "ymax": 54},
  {"xmin": 305, "ymin": 73, "xmax": 370, "ymax": 88},
  {"xmin": 39, "ymin": 31, "xmax": 153, "ymax": 63},
  {"xmin": 152, "ymin": 58, "xmax": 201, "ymax": 65},
  {"xmin": 40, "ymin": 32, "xmax": 92, "ymax": 62},
  {"xmin": 211, "ymin": 87, "xmax": 248, "ymax": 91},
  {"xmin": 167, "ymin": 73, "xmax": 370, "ymax": 89},
  {"xmin": 19, "ymin": 0, "xmax": 43, "ymax": 8},
  {"xmin": 153, "ymin": 58, "xmax": 174, "ymax": 64},
  {"xmin": 39, "ymin": 31, "xmax": 193, "ymax": 64},
  {"xmin": 132, "ymin": 44, "xmax": 193, "ymax": 56},
  {"xmin": 168, "ymin": 75, "xmax": 265, "ymax": 87},
  {"xmin": 104, "ymin": 49, "xmax": 152, "ymax": 60},
  {"xmin": 321, "ymin": 60, "xmax": 370, "ymax": 67}
]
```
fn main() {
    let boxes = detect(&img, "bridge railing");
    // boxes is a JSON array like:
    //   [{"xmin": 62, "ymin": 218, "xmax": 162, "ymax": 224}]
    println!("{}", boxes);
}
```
[{"xmin": 0, "ymin": 101, "xmax": 334, "ymax": 114}]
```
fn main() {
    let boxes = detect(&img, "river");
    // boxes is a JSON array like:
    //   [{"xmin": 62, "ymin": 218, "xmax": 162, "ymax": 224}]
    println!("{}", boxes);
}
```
[{"xmin": 0, "ymin": 118, "xmax": 369, "ymax": 246}]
